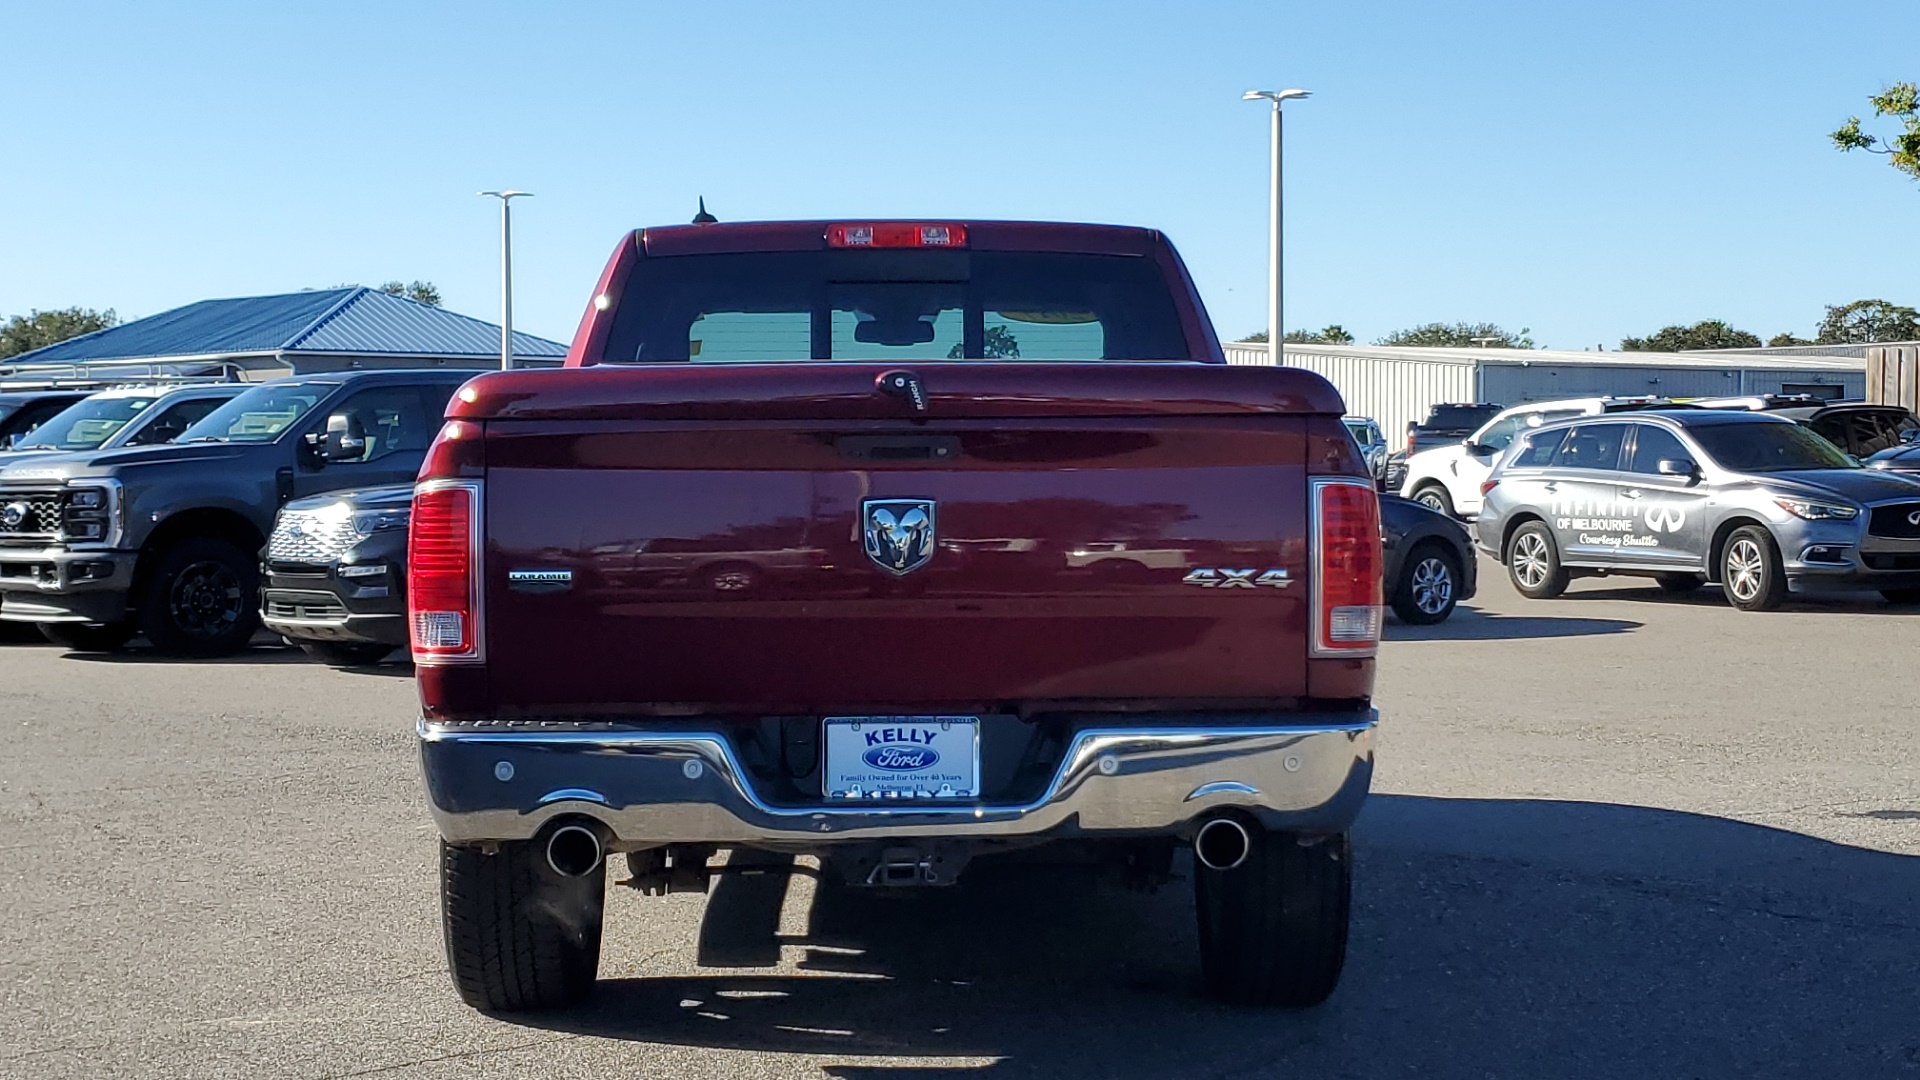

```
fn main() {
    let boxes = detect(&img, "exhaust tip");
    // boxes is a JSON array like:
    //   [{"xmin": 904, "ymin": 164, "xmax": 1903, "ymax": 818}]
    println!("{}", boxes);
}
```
[
  {"xmin": 1194, "ymin": 817, "xmax": 1251, "ymax": 871},
  {"xmin": 545, "ymin": 823, "xmax": 604, "ymax": 878}
]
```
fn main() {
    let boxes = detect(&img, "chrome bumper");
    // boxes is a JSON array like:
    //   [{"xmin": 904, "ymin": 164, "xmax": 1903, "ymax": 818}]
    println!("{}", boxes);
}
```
[{"xmin": 419, "ymin": 713, "xmax": 1376, "ymax": 847}]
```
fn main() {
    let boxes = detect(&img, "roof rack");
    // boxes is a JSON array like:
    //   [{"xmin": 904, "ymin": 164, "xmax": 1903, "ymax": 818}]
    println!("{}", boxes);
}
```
[{"xmin": 0, "ymin": 360, "xmax": 246, "ymax": 392}]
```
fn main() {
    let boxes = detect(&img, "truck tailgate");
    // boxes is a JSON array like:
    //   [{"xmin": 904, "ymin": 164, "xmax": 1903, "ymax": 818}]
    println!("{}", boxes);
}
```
[{"xmin": 464, "ymin": 364, "xmax": 1327, "ymax": 715}]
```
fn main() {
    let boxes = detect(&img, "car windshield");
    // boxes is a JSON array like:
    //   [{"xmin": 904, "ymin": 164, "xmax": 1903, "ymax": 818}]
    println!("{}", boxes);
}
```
[
  {"xmin": 599, "ymin": 250, "xmax": 1189, "ymax": 363},
  {"xmin": 11, "ymin": 396, "xmax": 157, "ymax": 451},
  {"xmin": 1690, "ymin": 421, "xmax": 1856, "ymax": 472},
  {"xmin": 179, "ymin": 382, "xmax": 331, "ymax": 444}
]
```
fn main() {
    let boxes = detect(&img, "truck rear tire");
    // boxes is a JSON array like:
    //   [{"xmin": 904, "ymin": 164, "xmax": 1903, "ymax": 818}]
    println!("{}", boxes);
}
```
[
  {"xmin": 38, "ymin": 621, "xmax": 138, "ymax": 652},
  {"xmin": 138, "ymin": 538, "xmax": 260, "ymax": 657},
  {"xmin": 441, "ymin": 839, "xmax": 604, "ymax": 1012},
  {"xmin": 1194, "ymin": 828, "xmax": 1350, "ymax": 1008}
]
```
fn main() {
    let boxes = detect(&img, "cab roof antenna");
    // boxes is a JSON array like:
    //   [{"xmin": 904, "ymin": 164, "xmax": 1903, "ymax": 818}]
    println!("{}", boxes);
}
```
[{"xmin": 692, "ymin": 197, "xmax": 717, "ymax": 224}]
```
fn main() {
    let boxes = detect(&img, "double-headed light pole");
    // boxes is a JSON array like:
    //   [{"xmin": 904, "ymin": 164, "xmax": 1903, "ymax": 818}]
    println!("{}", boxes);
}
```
[
  {"xmin": 478, "ymin": 190, "xmax": 532, "ymax": 370},
  {"xmin": 1242, "ymin": 88, "xmax": 1309, "ymax": 367}
]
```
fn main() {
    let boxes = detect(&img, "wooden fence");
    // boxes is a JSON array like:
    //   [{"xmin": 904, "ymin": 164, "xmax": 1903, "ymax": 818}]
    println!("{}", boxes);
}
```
[{"xmin": 1867, "ymin": 345, "xmax": 1919, "ymax": 412}]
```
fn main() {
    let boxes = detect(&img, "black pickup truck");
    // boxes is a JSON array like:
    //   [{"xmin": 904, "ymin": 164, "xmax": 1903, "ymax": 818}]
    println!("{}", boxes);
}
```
[
  {"xmin": 1403, "ymin": 402, "xmax": 1504, "ymax": 457},
  {"xmin": 0, "ymin": 369, "xmax": 471, "ymax": 654}
]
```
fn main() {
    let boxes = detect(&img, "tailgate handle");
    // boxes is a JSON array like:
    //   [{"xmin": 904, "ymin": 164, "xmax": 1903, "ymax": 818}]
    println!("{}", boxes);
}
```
[{"xmin": 835, "ymin": 435, "xmax": 960, "ymax": 462}]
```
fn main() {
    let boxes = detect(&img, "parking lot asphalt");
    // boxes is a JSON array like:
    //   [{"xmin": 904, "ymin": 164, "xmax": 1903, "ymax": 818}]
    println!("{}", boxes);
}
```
[{"xmin": 3, "ymin": 558, "xmax": 1917, "ymax": 1080}]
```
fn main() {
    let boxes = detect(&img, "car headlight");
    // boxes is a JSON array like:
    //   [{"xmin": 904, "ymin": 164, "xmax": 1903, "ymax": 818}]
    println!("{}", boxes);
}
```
[
  {"xmin": 1773, "ymin": 497, "xmax": 1858, "ymax": 521},
  {"xmin": 351, "ymin": 508, "xmax": 411, "ymax": 537}
]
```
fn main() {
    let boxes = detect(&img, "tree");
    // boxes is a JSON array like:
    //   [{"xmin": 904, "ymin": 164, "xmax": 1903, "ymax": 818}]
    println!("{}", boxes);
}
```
[
  {"xmin": 1285, "ymin": 325, "xmax": 1355, "ymax": 344},
  {"xmin": 1831, "ymin": 82, "xmax": 1920, "ymax": 185},
  {"xmin": 1619, "ymin": 320, "xmax": 1761, "ymax": 352},
  {"xmin": 379, "ymin": 280, "xmax": 443, "ymax": 306},
  {"xmin": 0, "ymin": 307, "xmax": 119, "ymax": 360},
  {"xmin": 1767, "ymin": 332, "xmax": 1812, "ymax": 348},
  {"xmin": 946, "ymin": 325, "xmax": 1020, "ymax": 359},
  {"xmin": 1377, "ymin": 322, "xmax": 1533, "ymax": 349},
  {"xmin": 1238, "ymin": 326, "xmax": 1356, "ymax": 345},
  {"xmin": 1816, "ymin": 299, "xmax": 1920, "ymax": 344}
]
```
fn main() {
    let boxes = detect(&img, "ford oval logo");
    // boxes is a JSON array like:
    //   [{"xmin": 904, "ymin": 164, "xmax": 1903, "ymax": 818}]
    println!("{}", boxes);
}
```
[{"xmin": 863, "ymin": 745, "xmax": 939, "ymax": 771}]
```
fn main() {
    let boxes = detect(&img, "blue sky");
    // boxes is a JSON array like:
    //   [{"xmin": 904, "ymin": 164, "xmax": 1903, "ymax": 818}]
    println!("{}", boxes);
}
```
[{"xmin": 2, "ymin": 0, "xmax": 1917, "ymax": 350}]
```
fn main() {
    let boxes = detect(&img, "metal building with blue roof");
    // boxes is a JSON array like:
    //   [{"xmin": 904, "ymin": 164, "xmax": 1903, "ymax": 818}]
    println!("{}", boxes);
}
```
[{"xmin": 2, "ymin": 287, "xmax": 568, "ymax": 377}]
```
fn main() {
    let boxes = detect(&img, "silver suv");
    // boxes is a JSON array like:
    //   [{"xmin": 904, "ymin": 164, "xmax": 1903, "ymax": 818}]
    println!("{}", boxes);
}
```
[{"xmin": 1477, "ymin": 410, "xmax": 1920, "ymax": 610}]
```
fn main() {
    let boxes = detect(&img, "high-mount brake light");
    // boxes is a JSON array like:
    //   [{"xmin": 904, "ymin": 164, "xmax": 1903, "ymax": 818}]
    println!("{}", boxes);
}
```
[
  {"xmin": 1310, "ymin": 478, "xmax": 1383, "ymax": 657},
  {"xmin": 409, "ymin": 480, "xmax": 484, "ymax": 663},
  {"xmin": 826, "ymin": 223, "xmax": 969, "ymax": 249}
]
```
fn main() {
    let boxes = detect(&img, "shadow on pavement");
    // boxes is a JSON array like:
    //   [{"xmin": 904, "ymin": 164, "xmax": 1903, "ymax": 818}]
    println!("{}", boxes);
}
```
[
  {"xmin": 1569, "ymin": 581, "xmax": 1920, "ymax": 614},
  {"xmin": 1386, "ymin": 606, "xmax": 1640, "ymax": 640},
  {"xmin": 59, "ymin": 643, "xmax": 312, "ymax": 665},
  {"xmin": 504, "ymin": 795, "xmax": 1920, "ymax": 1078}
]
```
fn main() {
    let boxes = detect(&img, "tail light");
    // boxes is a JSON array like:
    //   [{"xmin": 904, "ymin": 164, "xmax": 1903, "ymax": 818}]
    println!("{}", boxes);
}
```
[
  {"xmin": 1311, "ymin": 478, "xmax": 1383, "ymax": 657},
  {"xmin": 1480, "ymin": 479, "xmax": 1499, "ymax": 497},
  {"xmin": 409, "ymin": 480, "xmax": 484, "ymax": 663},
  {"xmin": 1405, "ymin": 432, "xmax": 1417, "ymax": 456},
  {"xmin": 826, "ymin": 222, "xmax": 968, "ymax": 248}
]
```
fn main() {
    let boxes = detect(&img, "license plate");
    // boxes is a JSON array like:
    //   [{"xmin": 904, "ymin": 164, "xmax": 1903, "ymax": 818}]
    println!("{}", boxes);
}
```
[{"xmin": 822, "ymin": 715, "xmax": 980, "ymax": 799}]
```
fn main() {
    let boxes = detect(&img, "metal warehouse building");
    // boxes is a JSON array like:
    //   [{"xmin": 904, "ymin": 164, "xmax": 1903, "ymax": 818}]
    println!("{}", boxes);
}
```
[
  {"xmin": 1222, "ymin": 342, "xmax": 1867, "ymax": 450},
  {"xmin": 1, "ymin": 286, "xmax": 567, "ymax": 379}
]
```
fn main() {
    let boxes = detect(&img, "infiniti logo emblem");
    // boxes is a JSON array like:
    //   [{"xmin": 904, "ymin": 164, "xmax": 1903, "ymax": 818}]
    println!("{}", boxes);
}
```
[
  {"xmin": 1909, "ymin": 509, "xmax": 1920, "ymax": 527},
  {"xmin": 1644, "ymin": 505, "xmax": 1686, "ymax": 533}
]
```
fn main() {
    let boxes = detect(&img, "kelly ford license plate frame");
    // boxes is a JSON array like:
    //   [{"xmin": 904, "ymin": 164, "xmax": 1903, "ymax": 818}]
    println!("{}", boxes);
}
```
[{"xmin": 822, "ymin": 716, "xmax": 981, "ymax": 799}]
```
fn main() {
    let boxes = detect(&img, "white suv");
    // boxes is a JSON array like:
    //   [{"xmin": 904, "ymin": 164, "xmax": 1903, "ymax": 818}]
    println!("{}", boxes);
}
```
[{"xmin": 1398, "ymin": 397, "xmax": 1675, "ymax": 518}]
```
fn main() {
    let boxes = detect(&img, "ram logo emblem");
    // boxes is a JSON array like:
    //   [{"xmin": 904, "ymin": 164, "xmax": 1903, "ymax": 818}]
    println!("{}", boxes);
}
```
[{"xmin": 863, "ymin": 499, "xmax": 936, "ymax": 575}]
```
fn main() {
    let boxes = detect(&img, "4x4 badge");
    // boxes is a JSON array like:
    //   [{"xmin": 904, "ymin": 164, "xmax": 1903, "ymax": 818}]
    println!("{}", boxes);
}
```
[
  {"xmin": 863, "ymin": 499, "xmax": 936, "ymax": 575},
  {"xmin": 1182, "ymin": 568, "xmax": 1291, "ymax": 589}
]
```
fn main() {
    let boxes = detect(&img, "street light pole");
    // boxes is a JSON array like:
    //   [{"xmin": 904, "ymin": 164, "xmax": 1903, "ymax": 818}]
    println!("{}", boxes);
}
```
[
  {"xmin": 1243, "ymin": 89, "xmax": 1310, "ymax": 367},
  {"xmin": 478, "ymin": 190, "xmax": 532, "ymax": 370}
]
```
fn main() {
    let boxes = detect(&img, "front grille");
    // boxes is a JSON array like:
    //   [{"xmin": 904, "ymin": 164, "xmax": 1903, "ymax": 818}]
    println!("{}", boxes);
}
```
[
  {"xmin": 268, "ymin": 509, "xmax": 359, "ymax": 563},
  {"xmin": 0, "ymin": 489, "xmax": 64, "ymax": 541},
  {"xmin": 1868, "ymin": 502, "xmax": 1920, "ymax": 540},
  {"xmin": 263, "ymin": 590, "xmax": 349, "ymax": 620}
]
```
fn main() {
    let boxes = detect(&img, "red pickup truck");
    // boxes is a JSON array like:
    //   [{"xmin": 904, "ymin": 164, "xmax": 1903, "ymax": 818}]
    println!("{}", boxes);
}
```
[{"xmin": 413, "ymin": 219, "xmax": 1381, "ymax": 1013}]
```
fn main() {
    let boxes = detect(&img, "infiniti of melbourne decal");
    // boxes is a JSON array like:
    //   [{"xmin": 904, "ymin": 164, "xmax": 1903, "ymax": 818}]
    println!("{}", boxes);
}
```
[{"xmin": 1551, "ymin": 493, "xmax": 1686, "ymax": 549}]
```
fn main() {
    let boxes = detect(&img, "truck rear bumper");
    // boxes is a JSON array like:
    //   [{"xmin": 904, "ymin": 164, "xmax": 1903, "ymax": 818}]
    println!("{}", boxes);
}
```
[{"xmin": 419, "ymin": 712, "xmax": 1376, "ymax": 847}]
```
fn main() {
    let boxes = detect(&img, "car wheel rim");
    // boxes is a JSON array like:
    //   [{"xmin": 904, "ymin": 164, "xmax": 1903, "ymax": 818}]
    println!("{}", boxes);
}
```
[
  {"xmin": 1411, "ymin": 557, "xmax": 1454, "ymax": 614},
  {"xmin": 1512, "ymin": 534, "xmax": 1548, "ymax": 588},
  {"xmin": 711, "ymin": 571, "xmax": 752, "ymax": 591},
  {"xmin": 1418, "ymin": 492, "xmax": 1445, "ymax": 511},
  {"xmin": 1727, "ymin": 539, "xmax": 1764, "ymax": 601},
  {"xmin": 169, "ymin": 560, "xmax": 243, "ymax": 638}
]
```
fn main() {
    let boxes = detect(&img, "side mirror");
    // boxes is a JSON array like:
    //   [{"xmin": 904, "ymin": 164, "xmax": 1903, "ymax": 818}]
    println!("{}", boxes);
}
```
[
  {"xmin": 1466, "ymin": 441, "xmax": 1497, "ymax": 458},
  {"xmin": 324, "ymin": 413, "xmax": 367, "ymax": 461},
  {"xmin": 1656, "ymin": 458, "xmax": 1697, "ymax": 477},
  {"xmin": 303, "ymin": 413, "xmax": 366, "ymax": 466}
]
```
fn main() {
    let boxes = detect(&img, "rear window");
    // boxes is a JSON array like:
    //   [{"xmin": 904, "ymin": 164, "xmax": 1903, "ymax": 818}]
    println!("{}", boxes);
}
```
[
  {"xmin": 1429, "ymin": 404, "xmax": 1502, "ymax": 427},
  {"xmin": 599, "ymin": 250, "xmax": 1188, "ymax": 363}
]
